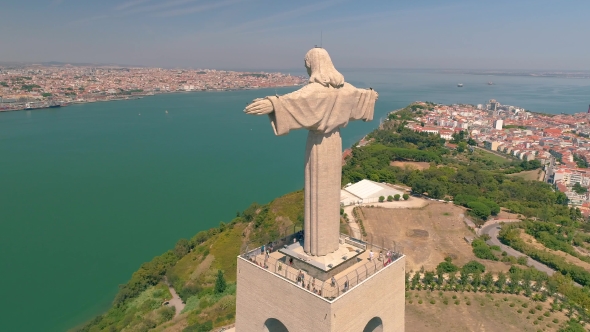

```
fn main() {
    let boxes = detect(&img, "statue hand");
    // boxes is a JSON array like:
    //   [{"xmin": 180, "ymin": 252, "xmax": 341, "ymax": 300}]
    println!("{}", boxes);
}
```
[{"xmin": 244, "ymin": 98, "xmax": 274, "ymax": 115}]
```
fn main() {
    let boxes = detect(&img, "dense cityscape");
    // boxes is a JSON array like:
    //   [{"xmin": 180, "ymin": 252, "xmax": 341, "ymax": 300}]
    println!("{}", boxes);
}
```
[
  {"xmin": 406, "ymin": 100, "xmax": 590, "ymax": 212},
  {"xmin": 0, "ymin": 65, "xmax": 306, "ymax": 111}
]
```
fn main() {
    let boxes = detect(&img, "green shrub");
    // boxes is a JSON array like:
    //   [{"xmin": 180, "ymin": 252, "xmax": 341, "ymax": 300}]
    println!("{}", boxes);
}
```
[
  {"xmin": 436, "ymin": 261, "xmax": 459, "ymax": 273},
  {"xmin": 183, "ymin": 321, "xmax": 213, "ymax": 332},
  {"xmin": 462, "ymin": 261, "xmax": 485, "ymax": 274},
  {"xmin": 215, "ymin": 270, "xmax": 227, "ymax": 294}
]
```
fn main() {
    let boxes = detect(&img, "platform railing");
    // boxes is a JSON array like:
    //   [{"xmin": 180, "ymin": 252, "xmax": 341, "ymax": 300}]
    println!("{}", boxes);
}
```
[{"xmin": 241, "ymin": 234, "xmax": 402, "ymax": 301}]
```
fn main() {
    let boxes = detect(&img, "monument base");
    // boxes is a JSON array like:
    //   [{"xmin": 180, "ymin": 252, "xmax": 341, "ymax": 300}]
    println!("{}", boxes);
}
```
[
  {"xmin": 236, "ymin": 236, "xmax": 405, "ymax": 332},
  {"xmin": 279, "ymin": 240, "xmax": 365, "ymax": 280}
]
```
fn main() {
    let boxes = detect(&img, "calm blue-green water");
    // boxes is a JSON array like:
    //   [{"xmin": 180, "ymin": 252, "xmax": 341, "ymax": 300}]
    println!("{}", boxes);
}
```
[{"xmin": 0, "ymin": 69, "xmax": 589, "ymax": 332}]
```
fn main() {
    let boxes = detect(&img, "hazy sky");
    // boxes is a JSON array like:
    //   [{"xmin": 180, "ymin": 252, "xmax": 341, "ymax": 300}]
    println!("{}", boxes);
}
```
[{"xmin": 1, "ymin": 0, "xmax": 589, "ymax": 70}]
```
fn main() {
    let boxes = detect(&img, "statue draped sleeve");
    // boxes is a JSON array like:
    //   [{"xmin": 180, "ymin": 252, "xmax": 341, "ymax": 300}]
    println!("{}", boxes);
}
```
[{"xmin": 266, "ymin": 82, "xmax": 377, "ymax": 136}]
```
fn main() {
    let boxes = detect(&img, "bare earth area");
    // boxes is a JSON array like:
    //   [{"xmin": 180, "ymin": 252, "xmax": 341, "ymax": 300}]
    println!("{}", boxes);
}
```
[
  {"xmin": 360, "ymin": 202, "xmax": 509, "ymax": 272},
  {"xmin": 390, "ymin": 161, "xmax": 430, "ymax": 170},
  {"xmin": 406, "ymin": 291, "xmax": 568, "ymax": 332},
  {"xmin": 507, "ymin": 169, "xmax": 543, "ymax": 181}
]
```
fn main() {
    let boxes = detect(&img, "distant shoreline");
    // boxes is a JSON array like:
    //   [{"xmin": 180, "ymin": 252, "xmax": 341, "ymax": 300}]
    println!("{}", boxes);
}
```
[{"xmin": 0, "ymin": 84, "xmax": 304, "ymax": 113}]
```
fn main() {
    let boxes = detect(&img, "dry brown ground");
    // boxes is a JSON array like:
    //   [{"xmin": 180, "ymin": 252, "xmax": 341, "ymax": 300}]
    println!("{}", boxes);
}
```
[
  {"xmin": 406, "ymin": 291, "xmax": 569, "ymax": 332},
  {"xmin": 390, "ymin": 161, "xmax": 430, "ymax": 170},
  {"xmin": 507, "ymin": 169, "xmax": 543, "ymax": 181},
  {"xmin": 360, "ymin": 203, "xmax": 510, "ymax": 273},
  {"xmin": 520, "ymin": 231, "xmax": 590, "ymax": 272},
  {"xmin": 495, "ymin": 208, "xmax": 520, "ymax": 220}
]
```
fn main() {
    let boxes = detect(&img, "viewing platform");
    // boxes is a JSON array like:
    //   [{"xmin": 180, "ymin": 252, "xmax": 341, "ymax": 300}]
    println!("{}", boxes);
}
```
[{"xmin": 239, "ymin": 232, "xmax": 404, "ymax": 301}]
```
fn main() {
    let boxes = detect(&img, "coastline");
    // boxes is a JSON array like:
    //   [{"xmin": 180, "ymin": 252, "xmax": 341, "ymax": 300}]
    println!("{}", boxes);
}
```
[{"xmin": 0, "ymin": 83, "xmax": 304, "ymax": 113}]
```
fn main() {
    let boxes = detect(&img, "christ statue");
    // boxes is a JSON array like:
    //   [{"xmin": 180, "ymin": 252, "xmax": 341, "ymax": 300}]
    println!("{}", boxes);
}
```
[{"xmin": 244, "ymin": 48, "xmax": 378, "ymax": 257}]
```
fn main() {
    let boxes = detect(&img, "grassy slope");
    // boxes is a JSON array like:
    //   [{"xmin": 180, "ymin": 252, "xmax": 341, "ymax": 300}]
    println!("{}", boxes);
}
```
[{"xmin": 76, "ymin": 190, "xmax": 304, "ymax": 332}]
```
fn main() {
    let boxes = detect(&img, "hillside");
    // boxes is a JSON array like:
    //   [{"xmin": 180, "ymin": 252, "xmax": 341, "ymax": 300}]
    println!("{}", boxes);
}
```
[{"xmin": 76, "ymin": 191, "xmax": 305, "ymax": 332}]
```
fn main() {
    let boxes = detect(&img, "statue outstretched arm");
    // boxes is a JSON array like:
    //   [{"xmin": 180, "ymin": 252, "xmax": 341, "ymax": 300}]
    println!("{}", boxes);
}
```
[{"xmin": 244, "ymin": 98, "xmax": 274, "ymax": 115}]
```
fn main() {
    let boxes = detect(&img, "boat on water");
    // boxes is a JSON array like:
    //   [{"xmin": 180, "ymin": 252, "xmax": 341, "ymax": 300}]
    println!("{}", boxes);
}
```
[
  {"xmin": 165, "ymin": 110, "xmax": 168, "ymax": 114},
  {"xmin": 457, "ymin": 83, "xmax": 463, "ymax": 87},
  {"xmin": 488, "ymin": 82, "xmax": 494, "ymax": 85}
]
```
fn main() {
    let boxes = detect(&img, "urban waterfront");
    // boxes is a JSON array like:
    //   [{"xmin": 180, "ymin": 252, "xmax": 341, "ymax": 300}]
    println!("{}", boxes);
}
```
[{"xmin": 1, "ymin": 69, "xmax": 589, "ymax": 331}]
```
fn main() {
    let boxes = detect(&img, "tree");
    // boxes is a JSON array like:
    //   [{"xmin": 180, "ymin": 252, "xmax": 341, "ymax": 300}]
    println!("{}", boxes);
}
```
[
  {"xmin": 572, "ymin": 182, "xmax": 587, "ymax": 195},
  {"xmin": 457, "ymin": 142, "xmax": 467, "ymax": 153},
  {"xmin": 378, "ymin": 196, "xmax": 385, "ymax": 202},
  {"xmin": 387, "ymin": 195, "xmax": 394, "ymax": 202},
  {"xmin": 215, "ymin": 270, "xmax": 227, "ymax": 294},
  {"xmin": 394, "ymin": 194, "xmax": 400, "ymax": 201},
  {"xmin": 174, "ymin": 238, "xmax": 190, "ymax": 258},
  {"xmin": 467, "ymin": 201, "xmax": 491, "ymax": 220},
  {"xmin": 403, "ymin": 193, "xmax": 409, "ymax": 200},
  {"xmin": 496, "ymin": 271, "xmax": 507, "ymax": 290},
  {"xmin": 467, "ymin": 137, "xmax": 477, "ymax": 146}
]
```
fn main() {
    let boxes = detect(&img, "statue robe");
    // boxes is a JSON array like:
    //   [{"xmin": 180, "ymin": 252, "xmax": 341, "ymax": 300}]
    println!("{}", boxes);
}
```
[{"xmin": 266, "ymin": 82, "xmax": 377, "ymax": 256}]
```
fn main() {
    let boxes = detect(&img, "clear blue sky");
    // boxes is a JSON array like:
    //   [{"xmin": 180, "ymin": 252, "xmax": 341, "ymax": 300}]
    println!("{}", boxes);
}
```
[{"xmin": 1, "ymin": 0, "xmax": 588, "ymax": 70}]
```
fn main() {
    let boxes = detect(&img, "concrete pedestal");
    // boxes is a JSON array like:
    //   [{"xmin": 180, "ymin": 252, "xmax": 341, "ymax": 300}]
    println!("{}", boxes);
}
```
[{"xmin": 235, "ymin": 254, "xmax": 405, "ymax": 332}]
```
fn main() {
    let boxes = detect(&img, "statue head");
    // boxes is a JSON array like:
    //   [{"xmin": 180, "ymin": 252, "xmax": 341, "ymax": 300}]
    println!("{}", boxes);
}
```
[{"xmin": 304, "ymin": 48, "xmax": 344, "ymax": 88}]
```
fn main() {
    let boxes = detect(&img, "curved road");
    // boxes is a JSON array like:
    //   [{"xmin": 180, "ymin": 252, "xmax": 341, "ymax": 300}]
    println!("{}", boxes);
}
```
[{"xmin": 480, "ymin": 221, "xmax": 555, "ymax": 276}]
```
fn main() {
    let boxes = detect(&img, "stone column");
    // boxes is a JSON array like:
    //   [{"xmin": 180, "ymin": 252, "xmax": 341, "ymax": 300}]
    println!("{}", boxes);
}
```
[{"xmin": 304, "ymin": 129, "xmax": 341, "ymax": 256}]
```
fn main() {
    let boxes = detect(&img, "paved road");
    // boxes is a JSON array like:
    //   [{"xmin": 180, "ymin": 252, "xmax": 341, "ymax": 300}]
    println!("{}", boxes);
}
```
[{"xmin": 480, "ymin": 221, "xmax": 556, "ymax": 276}]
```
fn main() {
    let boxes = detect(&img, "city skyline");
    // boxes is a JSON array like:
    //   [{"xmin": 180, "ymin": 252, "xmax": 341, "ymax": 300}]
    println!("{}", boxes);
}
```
[{"xmin": 2, "ymin": 0, "xmax": 589, "ymax": 70}]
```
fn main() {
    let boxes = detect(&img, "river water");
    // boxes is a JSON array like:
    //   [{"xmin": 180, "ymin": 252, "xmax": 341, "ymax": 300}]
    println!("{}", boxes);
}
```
[{"xmin": 0, "ymin": 69, "xmax": 588, "ymax": 331}]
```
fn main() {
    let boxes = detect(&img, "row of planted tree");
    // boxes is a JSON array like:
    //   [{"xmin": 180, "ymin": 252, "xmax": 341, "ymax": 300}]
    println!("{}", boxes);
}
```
[{"xmin": 406, "ymin": 258, "xmax": 590, "ymax": 326}]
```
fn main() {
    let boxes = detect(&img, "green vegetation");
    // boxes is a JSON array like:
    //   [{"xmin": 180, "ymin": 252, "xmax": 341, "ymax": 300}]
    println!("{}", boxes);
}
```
[
  {"xmin": 240, "ymin": 73, "xmax": 268, "ymax": 78},
  {"xmin": 0, "ymin": 81, "xmax": 8, "ymax": 87},
  {"xmin": 342, "ymin": 111, "xmax": 555, "ymax": 225},
  {"xmin": 573, "ymin": 182, "xmax": 587, "ymax": 195},
  {"xmin": 77, "ymin": 191, "xmax": 305, "ymax": 331},
  {"xmin": 215, "ymin": 270, "xmax": 227, "ymax": 294},
  {"xmin": 574, "ymin": 154, "xmax": 588, "ymax": 168},
  {"xmin": 21, "ymin": 84, "xmax": 40, "ymax": 91},
  {"xmin": 504, "ymin": 125, "xmax": 527, "ymax": 129},
  {"xmin": 499, "ymin": 225, "xmax": 590, "ymax": 287},
  {"xmin": 41, "ymin": 92, "xmax": 52, "ymax": 97},
  {"xmin": 472, "ymin": 238, "xmax": 499, "ymax": 261}
]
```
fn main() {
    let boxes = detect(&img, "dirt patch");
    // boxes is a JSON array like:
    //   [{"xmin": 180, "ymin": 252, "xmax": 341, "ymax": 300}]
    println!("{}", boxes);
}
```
[
  {"xmin": 390, "ymin": 161, "xmax": 430, "ymax": 170},
  {"xmin": 496, "ymin": 208, "xmax": 520, "ymax": 220},
  {"xmin": 507, "ymin": 169, "xmax": 543, "ymax": 181},
  {"xmin": 520, "ymin": 231, "xmax": 590, "ymax": 272},
  {"xmin": 190, "ymin": 254, "xmax": 215, "ymax": 280},
  {"xmin": 407, "ymin": 229, "xmax": 429, "ymax": 238},
  {"xmin": 406, "ymin": 291, "xmax": 569, "ymax": 332},
  {"xmin": 360, "ymin": 203, "xmax": 510, "ymax": 273}
]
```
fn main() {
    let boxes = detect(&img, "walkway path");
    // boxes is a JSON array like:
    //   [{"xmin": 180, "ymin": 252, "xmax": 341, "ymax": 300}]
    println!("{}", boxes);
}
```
[
  {"xmin": 164, "ymin": 277, "xmax": 185, "ymax": 317},
  {"xmin": 343, "ymin": 205, "xmax": 361, "ymax": 239}
]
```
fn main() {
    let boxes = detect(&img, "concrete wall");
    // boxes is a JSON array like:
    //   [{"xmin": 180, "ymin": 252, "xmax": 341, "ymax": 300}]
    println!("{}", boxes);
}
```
[
  {"xmin": 331, "ymin": 257, "xmax": 405, "ymax": 332},
  {"xmin": 236, "ymin": 257, "xmax": 332, "ymax": 331},
  {"xmin": 236, "ymin": 256, "xmax": 405, "ymax": 332}
]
